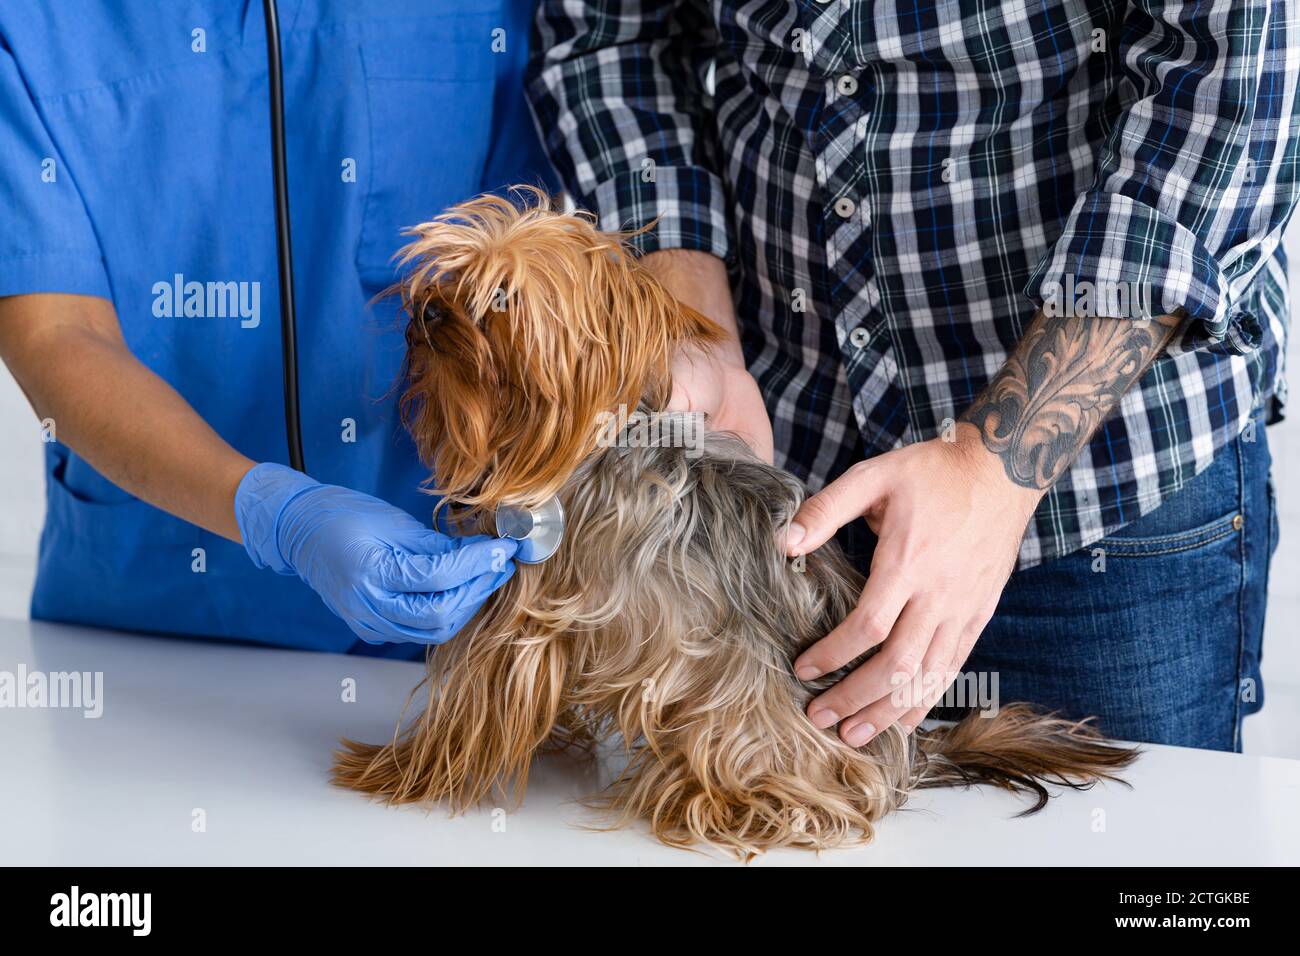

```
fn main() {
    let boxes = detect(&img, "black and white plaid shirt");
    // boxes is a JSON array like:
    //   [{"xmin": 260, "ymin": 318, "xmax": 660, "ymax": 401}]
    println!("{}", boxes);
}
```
[{"xmin": 527, "ymin": 0, "xmax": 1300, "ymax": 568}]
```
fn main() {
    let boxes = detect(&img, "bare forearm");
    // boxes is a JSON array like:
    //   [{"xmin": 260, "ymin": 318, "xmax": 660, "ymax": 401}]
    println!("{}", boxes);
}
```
[
  {"xmin": 960, "ymin": 311, "xmax": 1181, "ymax": 490},
  {"xmin": 0, "ymin": 294, "xmax": 254, "ymax": 540}
]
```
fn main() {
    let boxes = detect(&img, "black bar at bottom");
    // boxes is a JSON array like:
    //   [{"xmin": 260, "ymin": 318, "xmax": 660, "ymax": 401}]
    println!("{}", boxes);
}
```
[{"xmin": 0, "ymin": 866, "xmax": 1282, "ymax": 940}]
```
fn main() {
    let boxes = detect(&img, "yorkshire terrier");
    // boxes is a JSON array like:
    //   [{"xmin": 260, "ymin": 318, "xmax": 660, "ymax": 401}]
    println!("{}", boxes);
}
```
[{"xmin": 333, "ymin": 188, "xmax": 1135, "ymax": 857}]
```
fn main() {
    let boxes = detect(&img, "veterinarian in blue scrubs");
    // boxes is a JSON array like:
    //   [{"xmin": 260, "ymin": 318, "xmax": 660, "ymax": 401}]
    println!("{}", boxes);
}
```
[{"xmin": 0, "ymin": 1, "xmax": 554, "ymax": 658}]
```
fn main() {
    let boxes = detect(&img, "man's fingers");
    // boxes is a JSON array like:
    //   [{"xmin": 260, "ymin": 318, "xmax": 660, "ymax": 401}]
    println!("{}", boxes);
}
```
[
  {"xmin": 738, "ymin": 418, "xmax": 775, "ymax": 465},
  {"xmin": 665, "ymin": 375, "xmax": 695, "ymax": 415},
  {"xmin": 718, "ymin": 370, "xmax": 776, "ymax": 464},
  {"xmin": 829, "ymin": 610, "xmax": 953, "ymax": 745},
  {"xmin": 793, "ymin": 569, "xmax": 908, "ymax": 680},
  {"xmin": 787, "ymin": 460, "xmax": 887, "ymax": 556},
  {"xmin": 851, "ymin": 620, "xmax": 964, "ymax": 741},
  {"xmin": 804, "ymin": 600, "xmax": 935, "ymax": 730}
]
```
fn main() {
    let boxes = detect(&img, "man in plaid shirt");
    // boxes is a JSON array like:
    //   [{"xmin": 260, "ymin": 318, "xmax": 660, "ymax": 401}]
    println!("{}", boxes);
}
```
[{"xmin": 527, "ymin": 0, "xmax": 1300, "ymax": 750}]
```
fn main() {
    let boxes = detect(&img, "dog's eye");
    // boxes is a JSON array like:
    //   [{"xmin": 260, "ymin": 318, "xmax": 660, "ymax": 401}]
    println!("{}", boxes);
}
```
[
  {"xmin": 414, "ymin": 301, "xmax": 447, "ymax": 351},
  {"xmin": 419, "ymin": 301, "xmax": 447, "ymax": 328}
]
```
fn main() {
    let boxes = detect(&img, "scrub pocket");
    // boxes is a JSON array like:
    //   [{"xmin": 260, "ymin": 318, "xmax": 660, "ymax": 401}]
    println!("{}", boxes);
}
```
[
  {"xmin": 354, "ymin": 16, "xmax": 497, "ymax": 287},
  {"xmin": 32, "ymin": 451, "xmax": 204, "ymax": 633}
]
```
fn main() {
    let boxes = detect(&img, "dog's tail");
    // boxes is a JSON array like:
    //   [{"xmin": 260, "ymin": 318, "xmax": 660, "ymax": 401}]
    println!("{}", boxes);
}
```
[{"xmin": 910, "ymin": 703, "xmax": 1138, "ymax": 814}]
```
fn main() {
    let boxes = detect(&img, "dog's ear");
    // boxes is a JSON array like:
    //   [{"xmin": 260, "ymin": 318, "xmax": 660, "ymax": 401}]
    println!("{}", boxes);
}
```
[{"xmin": 394, "ymin": 187, "xmax": 723, "ymax": 516}]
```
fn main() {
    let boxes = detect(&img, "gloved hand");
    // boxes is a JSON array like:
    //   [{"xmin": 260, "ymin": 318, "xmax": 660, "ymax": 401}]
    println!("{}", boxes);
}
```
[{"xmin": 234, "ymin": 462, "xmax": 516, "ymax": 645}]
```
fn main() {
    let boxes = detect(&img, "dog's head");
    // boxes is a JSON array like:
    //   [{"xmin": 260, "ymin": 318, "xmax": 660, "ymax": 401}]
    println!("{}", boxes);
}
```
[{"xmin": 394, "ymin": 186, "xmax": 723, "ymax": 518}]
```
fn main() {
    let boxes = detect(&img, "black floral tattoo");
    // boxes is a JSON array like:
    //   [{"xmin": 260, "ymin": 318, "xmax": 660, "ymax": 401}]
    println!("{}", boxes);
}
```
[{"xmin": 961, "ymin": 312, "xmax": 1180, "ymax": 489}]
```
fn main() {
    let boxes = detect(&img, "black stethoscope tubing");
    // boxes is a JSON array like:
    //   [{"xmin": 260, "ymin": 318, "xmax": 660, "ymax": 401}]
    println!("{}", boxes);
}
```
[{"xmin": 262, "ymin": 0, "xmax": 306, "ymax": 473}]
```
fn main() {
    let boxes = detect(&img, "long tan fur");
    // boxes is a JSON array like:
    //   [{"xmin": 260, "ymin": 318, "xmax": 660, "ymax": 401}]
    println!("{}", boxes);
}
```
[
  {"xmin": 334, "ymin": 189, "xmax": 1135, "ymax": 858},
  {"xmin": 394, "ymin": 185, "xmax": 722, "ymax": 516}
]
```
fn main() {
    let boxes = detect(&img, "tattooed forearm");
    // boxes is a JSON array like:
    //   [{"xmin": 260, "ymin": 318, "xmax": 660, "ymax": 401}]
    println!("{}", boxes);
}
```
[{"xmin": 960, "ymin": 311, "xmax": 1180, "ymax": 489}]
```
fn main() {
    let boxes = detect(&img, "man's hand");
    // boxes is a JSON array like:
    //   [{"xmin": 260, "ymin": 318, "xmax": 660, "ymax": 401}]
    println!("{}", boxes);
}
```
[
  {"xmin": 787, "ymin": 426, "xmax": 1042, "ymax": 744},
  {"xmin": 668, "ymin": 340, "xmax": 774, "ymax": 463},
  {"xmin": 641, "ymin": 249, "xmax": 774, "ymax": 462},
  {"xmin": 789, "ymin": 309, "xmax": 1181, "ymax": 745}
]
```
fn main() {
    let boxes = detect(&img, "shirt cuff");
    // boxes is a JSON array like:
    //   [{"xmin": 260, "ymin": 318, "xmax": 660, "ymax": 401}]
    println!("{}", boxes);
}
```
[
  {"xmin": 0, "ymin": 252, "xmax": 111, "ymax": 301},
  {"xmin": 1025, "ymin": 191, "xmax": 1261, "ymax": 356},
  {"xmin": 582, "ymin": 166, "xmax": 732, "ymax": 263}
]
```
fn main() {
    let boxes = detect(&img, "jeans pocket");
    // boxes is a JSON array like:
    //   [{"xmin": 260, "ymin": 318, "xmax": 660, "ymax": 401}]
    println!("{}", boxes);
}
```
[{"xmin": 1095, "ymin": 508, "xmax": 1243, "ymax": 557}]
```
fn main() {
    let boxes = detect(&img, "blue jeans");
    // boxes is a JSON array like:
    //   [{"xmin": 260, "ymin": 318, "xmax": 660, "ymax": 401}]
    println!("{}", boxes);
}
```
[{"xmin": 837, "ymin": 420, "xmax": 1279, "ymax": 751}]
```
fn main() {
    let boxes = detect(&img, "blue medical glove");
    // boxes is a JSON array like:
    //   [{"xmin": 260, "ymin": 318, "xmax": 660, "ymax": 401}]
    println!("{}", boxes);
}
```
[{"xmin": 234, "ymin": 463, "xmax": 516, "ymax": 645}]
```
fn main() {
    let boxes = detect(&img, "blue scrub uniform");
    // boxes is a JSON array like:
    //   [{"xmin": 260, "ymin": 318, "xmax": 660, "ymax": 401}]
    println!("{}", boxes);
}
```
[{"xmin": 0, "ymin": 1, "xmax": 555, "ymax": 656}]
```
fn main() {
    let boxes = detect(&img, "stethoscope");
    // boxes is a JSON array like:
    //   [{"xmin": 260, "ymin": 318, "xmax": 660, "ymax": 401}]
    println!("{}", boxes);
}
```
[{"xmin": 260, "ymin": 0, "xmax": 563, "ymax": 562}]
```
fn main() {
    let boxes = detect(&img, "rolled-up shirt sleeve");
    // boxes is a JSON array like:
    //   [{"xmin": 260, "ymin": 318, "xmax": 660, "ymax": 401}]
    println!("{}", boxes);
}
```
[
  {"xmin": 1025, "ymin": 0, "xmax": 1300, "ymax": 355},
  {"xmin": 525, "ymin": 0, "xmax": 731, "ymax": 260},
  {"xmin": 0, "ymin": 37, "xmax": 109, "ymax": 299}
]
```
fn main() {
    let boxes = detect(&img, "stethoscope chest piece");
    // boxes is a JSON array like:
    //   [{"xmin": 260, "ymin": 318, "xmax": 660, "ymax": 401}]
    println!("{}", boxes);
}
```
[{"xmin": 495, "ymin": 496, "xmax": 566, "ymax": 564}]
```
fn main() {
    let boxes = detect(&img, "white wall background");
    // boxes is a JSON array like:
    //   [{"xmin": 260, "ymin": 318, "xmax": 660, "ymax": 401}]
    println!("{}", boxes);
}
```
[
  {"xmin": 0, "ymin": 367, "xmax": 43, "ymax": 618},
  {"xmin": 2, "ymin": 237, "xmax": 1298, "ymax": 757}
]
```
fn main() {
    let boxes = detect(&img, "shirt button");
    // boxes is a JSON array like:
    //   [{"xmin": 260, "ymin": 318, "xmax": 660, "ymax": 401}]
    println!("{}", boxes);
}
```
[
  {"xmin": 833, "ymin": 197, "xmax": 856, "ymax": 219},
  {"xmin": 849, "ymin": 326, "xmax": 871, "ymax": 349},
  {"xmin": 836, "ymin": 74, "xmax": 858, "ymax": 96}
]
